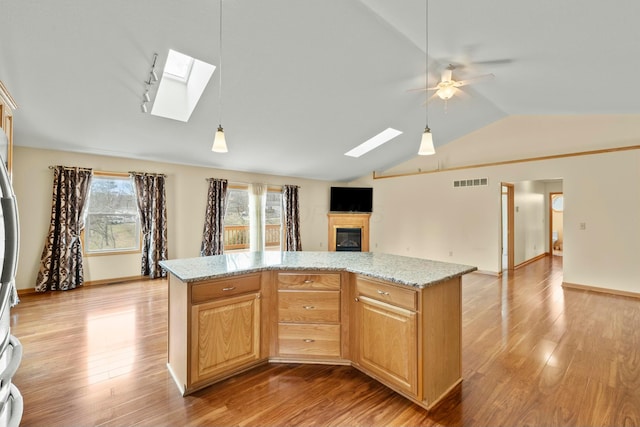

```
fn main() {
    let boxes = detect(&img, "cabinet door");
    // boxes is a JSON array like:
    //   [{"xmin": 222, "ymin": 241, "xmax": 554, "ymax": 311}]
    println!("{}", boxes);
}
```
[
  {"xmin": 190, "ymin": 292, "xmax": 260, "ymax": 385},
  {"xmin": 354, "ymin": 295, "xmax": 417, "ymax": 396}
]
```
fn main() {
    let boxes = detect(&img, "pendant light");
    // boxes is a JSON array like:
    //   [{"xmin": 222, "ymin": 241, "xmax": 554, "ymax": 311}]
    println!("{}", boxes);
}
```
[
  {"xmin": 212, "ymin": 0, "xmax": 228, "ymax": 153},
  {"xmin": 418, "ymin": 0, "xmax": 436, "ymax": 156}
]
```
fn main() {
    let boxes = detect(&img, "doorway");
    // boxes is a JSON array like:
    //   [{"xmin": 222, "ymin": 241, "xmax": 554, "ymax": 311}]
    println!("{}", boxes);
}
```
[
  {"xmin": 501, "ymin": 183, "xmax": 514, "ymax": 272},
  {"xmin": 550, "ymin": 193, "xmax": 564, "ymax": 256}
]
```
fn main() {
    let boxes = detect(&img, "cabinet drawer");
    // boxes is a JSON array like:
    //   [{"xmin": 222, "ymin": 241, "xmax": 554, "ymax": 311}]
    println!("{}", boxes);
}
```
[
  {"xmin": 278, "ymin": 323, "xmax": 340, "ymax": 357},
  {"xmin": 278, "ymin": 291, "xmax": 340, "ymax": 323},
  {"xmin": 191, "ymin": 274, "xmax": 261, "ymax": 304},
  {"xmin": 277, "ymin": 273, "xmax": 340, "ymax": 290},
  {"xmin": 356, "ymin": 277, "xmax": 417, "ymax": 311}
]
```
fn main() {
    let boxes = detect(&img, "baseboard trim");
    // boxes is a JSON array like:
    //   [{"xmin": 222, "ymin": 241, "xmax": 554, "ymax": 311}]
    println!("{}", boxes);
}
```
[
  {"xmin": 83, "ymin": 275, "xmax": 151, "ymax": 287},
  {"xmin": 17, "ymin": 275, "xmax": 153, "ymax": 296},
  {"xmin": 562, "ymin": 282, "xmax": 640, "ymax": 300},
  {"xmin": 474, "ymin": 270, "xmax": 501, "ymax": 277},
  {"xmin": 515, "ymin": 252, "xmax": 548, "ymax": 270}
]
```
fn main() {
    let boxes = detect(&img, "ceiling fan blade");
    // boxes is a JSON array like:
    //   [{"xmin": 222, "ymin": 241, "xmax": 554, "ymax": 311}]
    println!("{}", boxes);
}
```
[
  {"xmin": 406, "ymin": 86, "xmax": 440, "ymax": 93},
  {"xmin": 455, "ymin": 73, "xmax": 495, "ymax": 87},
  {"xmin": 422, "ymin": 91, "xmax": 440, "ymax": 105}
]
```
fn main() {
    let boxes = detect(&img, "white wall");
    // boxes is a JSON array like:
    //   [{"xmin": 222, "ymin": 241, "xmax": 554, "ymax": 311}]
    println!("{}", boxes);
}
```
[
  {"xmin": 13, "ymin": 146, "xmax": 337, "ymax": 291},
  {"xmin": 513, "ymin": 180, "xmax": 546, "ymax": 265},
  {"xmin": 357, "ymin": 149, "xmax": 640, "ymax": 295}
]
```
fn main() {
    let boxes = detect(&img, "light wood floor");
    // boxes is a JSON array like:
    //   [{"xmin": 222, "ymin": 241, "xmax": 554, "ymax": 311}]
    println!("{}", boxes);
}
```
[{"xmin": 12, "ymin": 256, "xmax": 640, "ymax": 426}]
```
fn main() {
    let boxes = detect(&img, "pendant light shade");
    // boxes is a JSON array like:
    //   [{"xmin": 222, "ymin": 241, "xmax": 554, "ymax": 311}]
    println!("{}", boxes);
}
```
[
  {"xmin": 418, "ymin": 126, "xmax": 435, "ymax": 155},
  {"xmin": 212, "ymin": 125, "xmax": 228, "ymax": 152}
]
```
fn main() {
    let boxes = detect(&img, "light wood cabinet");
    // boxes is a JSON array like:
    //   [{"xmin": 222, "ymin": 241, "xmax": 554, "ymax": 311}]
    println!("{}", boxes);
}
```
[
  {"xmin": 275, "ymin": 272, "xmax": 342, "ymax": 360},
  {"xmin": 352, "ymin": 275, "xmax": 462, "ymax": 409},
  {"xmin": 167, "ymin": 273, "xmax": 266, "ymax": 395},
  {"xmin": 353, "ymin": 278, "xmax": 418, "ymax": 395},
  {"xmin": 0, "ymin": 80, "xmax": 16, "ymax": 177},
  {"xmin": 166, "ymin": 268, "xmax": 463, "ymax": 410},
  {"xmin": 190, "ymin": 292, "xmax": 261, "ymax": 385}
]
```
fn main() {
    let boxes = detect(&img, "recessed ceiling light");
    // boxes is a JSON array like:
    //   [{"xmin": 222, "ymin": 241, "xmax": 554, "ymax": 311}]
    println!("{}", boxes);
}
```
[{"xmin": 344, "ymin": 128, "xmax": 403, "ymax": 158}]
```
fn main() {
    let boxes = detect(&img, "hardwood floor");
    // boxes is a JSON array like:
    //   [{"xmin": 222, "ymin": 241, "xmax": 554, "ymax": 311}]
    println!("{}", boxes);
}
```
[{"xmin": 12, "ymin": 256, "xmax": 640, "ymax": 426}]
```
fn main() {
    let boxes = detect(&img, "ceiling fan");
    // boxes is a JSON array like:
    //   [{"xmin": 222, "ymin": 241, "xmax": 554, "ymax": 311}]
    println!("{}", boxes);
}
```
[{"xmin": 427, "ymin": 64, "xmax": 494, "ymax": 101}]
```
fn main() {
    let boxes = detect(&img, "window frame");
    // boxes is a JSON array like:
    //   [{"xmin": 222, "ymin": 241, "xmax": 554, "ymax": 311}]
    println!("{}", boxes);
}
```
[
  {"xmin": 222, "ymin": 184, "xmax": 283, "ymax": 253},
  {"xmin": 82, "ymin": 171, "xmax": 142, "ymax": 257}
]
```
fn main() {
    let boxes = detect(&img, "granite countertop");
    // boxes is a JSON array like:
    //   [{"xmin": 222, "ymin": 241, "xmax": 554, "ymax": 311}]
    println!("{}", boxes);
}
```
[{"xmin": 159, "ymin": 251, "xmax": 477, "ymax": 288}]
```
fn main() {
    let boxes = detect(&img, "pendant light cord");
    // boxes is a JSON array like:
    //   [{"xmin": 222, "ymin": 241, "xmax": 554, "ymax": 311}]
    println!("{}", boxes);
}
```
[
  {"xmin": 219, "ymin": 0, "xmax": 223, "ymax": 126},
  {"xmin": 425, "ymin": 0, "xmax": 429, "ymax": 126}
]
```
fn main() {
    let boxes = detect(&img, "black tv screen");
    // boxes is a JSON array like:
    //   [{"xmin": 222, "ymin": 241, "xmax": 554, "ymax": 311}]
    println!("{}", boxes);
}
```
[{"xmin": 330, "ymin": 187, "xmax": 373, "ymax": 213}]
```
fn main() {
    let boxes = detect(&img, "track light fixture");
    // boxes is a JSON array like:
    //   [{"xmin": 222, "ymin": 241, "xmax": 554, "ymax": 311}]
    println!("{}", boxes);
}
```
[{"xmin": 141, "ymin": 53, "xmax": 158, "ymax": 114}]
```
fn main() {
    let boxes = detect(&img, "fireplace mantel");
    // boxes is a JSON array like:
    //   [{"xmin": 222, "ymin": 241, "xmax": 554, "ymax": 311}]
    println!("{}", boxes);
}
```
[{"xmin": 327, "ymin": 213, "xmax": 370, "ymax": 252}]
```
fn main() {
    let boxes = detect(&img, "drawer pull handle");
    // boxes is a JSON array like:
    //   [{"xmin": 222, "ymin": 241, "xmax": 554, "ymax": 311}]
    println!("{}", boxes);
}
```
[
  {"xmin": 377, "ymin": 290, "xmax": 390, "ymax": 296},
  {"xmin": 303, "ymin": 305, "xmax": 315, "ymax": 310},
  {"xmin": 303, "ymin": 280, "xmax": 314, "ymax": 284},
  {"xmin": 303, "ymin": 339, "xmax": 315, "ymax": 343},
  {"xmin": 222, "ymin": 286, "xmax": 236, "ymax": 291}
]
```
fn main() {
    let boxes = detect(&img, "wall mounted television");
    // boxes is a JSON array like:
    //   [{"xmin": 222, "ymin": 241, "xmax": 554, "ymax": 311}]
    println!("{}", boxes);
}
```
[{"xmin": 330, "ymin": 187, "xmax": 373, "ymax": 213}]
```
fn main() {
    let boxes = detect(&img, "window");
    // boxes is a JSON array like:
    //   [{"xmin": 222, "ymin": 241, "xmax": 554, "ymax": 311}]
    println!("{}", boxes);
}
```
[
  {"xmin": 224, "ymin": 187, "xmax": 250, "ymax": 251},
  {"xmin": 84, "ymin": 173, "xmax": 141, "ymax": 255},
  {"xmin": 223, "ymin": 185, "xmax": 283, "ymax": 252},
  {"xmin": 265, "ymin": 190, "xmax": 282, "ymax": 251}
]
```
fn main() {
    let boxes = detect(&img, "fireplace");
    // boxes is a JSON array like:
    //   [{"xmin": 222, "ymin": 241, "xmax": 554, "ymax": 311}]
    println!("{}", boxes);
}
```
[
  {"xmin": 335, "ymin": 228, "xmax": 362, "ymax": 252},
  {"xmin": 327, "ymin": 213, "xmax": 370, "ymax": 252}
]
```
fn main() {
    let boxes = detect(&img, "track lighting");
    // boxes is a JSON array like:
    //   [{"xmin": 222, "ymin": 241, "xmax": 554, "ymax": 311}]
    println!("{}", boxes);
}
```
[{"xmin": 141, "ymin": 53, "xmax": 158, "ymax": 113}]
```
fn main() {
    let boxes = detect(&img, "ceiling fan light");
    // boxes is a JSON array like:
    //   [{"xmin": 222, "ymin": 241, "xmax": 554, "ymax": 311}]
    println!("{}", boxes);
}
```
[
  {"xmin": 212, "ymin": 125, "xmax": 228, "ymax": 153},
  {"xmin": 437, "ymin": 86, "xmax": 456, "ymax": 100},
  {"xmin": 441, "ymin": 68, "xmax": 453, "ymax": 82},
  {"xmin": 418, "ymin": 127, "xmax": 435, "ymax": 155}
]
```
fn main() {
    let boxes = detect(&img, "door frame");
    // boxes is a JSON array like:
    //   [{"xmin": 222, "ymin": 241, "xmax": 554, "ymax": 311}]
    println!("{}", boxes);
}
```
[{"xmin": 501, "ymin": 183, "xmax": 515, "ymax": 272}]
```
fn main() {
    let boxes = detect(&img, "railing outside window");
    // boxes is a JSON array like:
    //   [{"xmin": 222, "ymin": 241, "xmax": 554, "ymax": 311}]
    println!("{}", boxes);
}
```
[{"xmin": 224, "ymin": 224, "xmax": 281, "ymax": 251}]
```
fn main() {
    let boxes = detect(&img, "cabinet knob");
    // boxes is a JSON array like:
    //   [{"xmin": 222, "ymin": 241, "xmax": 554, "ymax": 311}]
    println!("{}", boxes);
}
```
[
  {"xmin": 222, "ymin": 286, "xmax": 236, "ymax": 291},
  {"xmin": 303, "ymin": 339, "xmax": 315, "ymax": 343},
  {"xmin": 303, "ymin": 305, "xmax": 315, "ymax": 310},
  {"xmin": 377, "ymin": 289, "xmax": 390, "ymax": 296},
  {"xmin": 303, "ymin": 279, "xmax": 314, "ymax": 284},
  {"xmin": 354, "ymin": 297, "xmax": 360, "ymax": 302}
]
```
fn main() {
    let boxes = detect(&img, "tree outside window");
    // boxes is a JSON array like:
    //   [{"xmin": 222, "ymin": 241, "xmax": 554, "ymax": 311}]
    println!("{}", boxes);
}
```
[{"xmin": 84, "ymin": 174, "xmax": 141, "ymax": 254}]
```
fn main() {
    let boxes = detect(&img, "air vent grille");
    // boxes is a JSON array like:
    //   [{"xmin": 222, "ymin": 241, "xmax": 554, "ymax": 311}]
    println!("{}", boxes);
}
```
[{"xmin": 453, "ymin": 178, "xmax": 488, "ymax": 188}]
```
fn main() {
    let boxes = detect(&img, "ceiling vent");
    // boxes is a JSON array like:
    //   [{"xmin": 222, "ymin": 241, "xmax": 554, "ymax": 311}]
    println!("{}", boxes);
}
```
[{"xmin": 453, "ymin": 178, "xmax": 488, "ymax": 188}]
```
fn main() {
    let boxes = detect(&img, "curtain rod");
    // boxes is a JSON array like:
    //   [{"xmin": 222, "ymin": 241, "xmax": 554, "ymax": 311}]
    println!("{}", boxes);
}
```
[
  {"xmin": 48, "ymin": 165, "xmax": 92, "ymax": 171},
  {"xmin": 129, "ymin": 171, "xmax": 166, "ymax": 177},
  {"xmin": 205, "ymin": 179, "xmax": 291, "ymax": 188}
]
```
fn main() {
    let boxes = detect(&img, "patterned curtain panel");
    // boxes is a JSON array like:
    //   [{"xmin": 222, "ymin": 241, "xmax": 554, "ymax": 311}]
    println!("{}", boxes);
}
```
[
  {"xmin": 200, "ymin": 178, "xmax": 228, "ymax": 256},
  {"xmin": 282, "ymin": 184, "xmax": 302, "ymax": 251},
  {"xmin": 35, "ymin": 166, "xmax": 93, "ymax": 292},
  {"xmin": 131, "ymin": 172, "xmax": 168, "ymax": 279}
]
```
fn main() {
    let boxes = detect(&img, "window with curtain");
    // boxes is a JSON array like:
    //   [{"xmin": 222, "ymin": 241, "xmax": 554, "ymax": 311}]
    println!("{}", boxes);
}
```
[
  {"xmin": 83, "ymin": 173, "xmax": 141, "ymax": 255},
  {"xmin": 223, "ymin": 185, "xmax": 282, "ymax": 252}
]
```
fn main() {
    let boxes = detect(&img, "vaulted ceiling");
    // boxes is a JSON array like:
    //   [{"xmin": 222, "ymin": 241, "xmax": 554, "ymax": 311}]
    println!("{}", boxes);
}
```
[{"xmin": 1, "ymin": 0, "xmax": 639, "ymax": 182}]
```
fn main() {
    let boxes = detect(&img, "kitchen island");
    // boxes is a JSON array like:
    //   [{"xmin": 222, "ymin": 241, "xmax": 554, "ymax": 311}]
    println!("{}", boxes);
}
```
[{"xmin": 160, "ymin": 251, "xmax": 476, "ymax": 410}]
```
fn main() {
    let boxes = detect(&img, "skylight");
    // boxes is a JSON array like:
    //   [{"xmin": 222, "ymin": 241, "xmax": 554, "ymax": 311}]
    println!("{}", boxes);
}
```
[
  {"xmin": 163, "ymin": 50, "xmax": 194, "ymax": 82},
  {"xmin": 151, "ymin": 49, "xmax": 215, "ymax": 122},
  {"xmin": 344, "ymin": 128, "xmax": 403, "ymax": 158}
]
